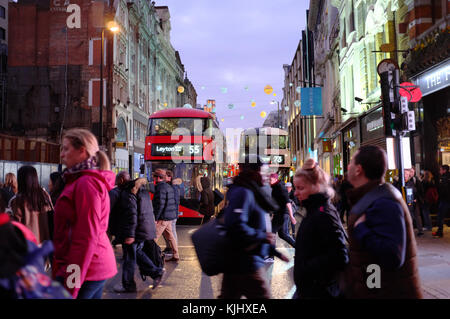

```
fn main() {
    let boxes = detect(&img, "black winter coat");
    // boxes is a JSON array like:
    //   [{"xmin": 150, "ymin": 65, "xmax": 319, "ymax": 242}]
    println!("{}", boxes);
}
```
[
  {"xmin": 438, "ymin": 172, "xmax": 450, "ymax": 202},
  {"xmin": 271, "ymin": 181, "xmax": 289, "ymax": 215},
  {"xmin": 294, "ymin": 193, "xmax": 349, "ymax": 299},
  {"xmin": 153, "ymin": 181, "xmax": 177, "ymax": 221},
  {"xmin": 108, "ymin": 187, "xmax": 121, "ymax": 237},
  {"xmin": 117, "ymin": 179, "xmax": 157, "ymax": 242}
]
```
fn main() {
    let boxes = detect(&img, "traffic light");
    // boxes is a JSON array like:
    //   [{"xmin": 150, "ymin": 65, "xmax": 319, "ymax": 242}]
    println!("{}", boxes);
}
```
[
  {"xmin": 398, "ymin": 95, "xmax": 416, "ymax": 132},
  {"xmin": 380, "ymin": 71, "xmax": 396, "ymax": 137}
]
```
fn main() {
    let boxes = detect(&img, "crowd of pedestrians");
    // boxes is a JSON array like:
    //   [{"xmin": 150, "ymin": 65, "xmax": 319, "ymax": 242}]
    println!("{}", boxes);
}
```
[
  {"xmin": 0, "ymin": 125, "xmax": 449, "ymax": 299},
  {"xmin": 219, "ymin": 145, "xmax": 449, "ymax": 299},
  {"xmin": 0, "ymin": 128, "xmax": 182, "ymax": 299}
]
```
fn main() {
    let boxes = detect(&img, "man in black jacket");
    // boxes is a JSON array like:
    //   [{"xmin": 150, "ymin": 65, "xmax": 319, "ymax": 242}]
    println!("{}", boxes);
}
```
[
  {"xmin": 108, "ymin": 171, "xmax": 130, "ymax": 242},
  {"xmin": 153, "ymin": 169, "xmax": 179, "ymax": 261},
  {"xmin": 114, "ymin": 178, "xmax": 165, "ymax": 293},
  {"xmin": 434, "ymin": 165, "xmax": 450, "ymax": 238},
  {"xmin": 269, "ymin": 173, "xmax": 296, "ymax": 248}
]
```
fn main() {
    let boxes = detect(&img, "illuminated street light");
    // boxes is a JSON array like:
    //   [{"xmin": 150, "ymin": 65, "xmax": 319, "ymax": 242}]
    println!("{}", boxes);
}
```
[{"xmin": 99, "ymin": 21, "xmax": 120, "ymax": 147}]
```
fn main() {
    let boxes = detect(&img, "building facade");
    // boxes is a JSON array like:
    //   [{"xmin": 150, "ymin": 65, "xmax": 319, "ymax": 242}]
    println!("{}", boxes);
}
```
[{"xmin": 6, "ymin": 0, "xmax": 195, "ymax": 176}]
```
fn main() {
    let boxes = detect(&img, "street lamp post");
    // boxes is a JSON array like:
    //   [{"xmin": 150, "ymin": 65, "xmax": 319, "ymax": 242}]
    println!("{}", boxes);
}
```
[
  {"xmin": 99, "ymin": 28, "xmax": 104, "ymax": 147},
  {"xmin": 99, "ymin": 22, "xmax": 119, "ymax": 148}
]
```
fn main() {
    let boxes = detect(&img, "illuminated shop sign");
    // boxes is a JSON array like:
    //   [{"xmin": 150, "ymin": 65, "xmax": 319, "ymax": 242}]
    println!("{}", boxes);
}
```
[{"xmin": 414, "ymin": 59, "xmax": 450, "ymax": 97}]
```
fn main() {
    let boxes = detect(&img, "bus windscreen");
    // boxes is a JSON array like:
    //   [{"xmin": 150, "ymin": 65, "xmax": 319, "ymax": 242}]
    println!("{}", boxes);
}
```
[{"xmin": 148, "ymin": 118, "xmax": 212, "ymax": 136}]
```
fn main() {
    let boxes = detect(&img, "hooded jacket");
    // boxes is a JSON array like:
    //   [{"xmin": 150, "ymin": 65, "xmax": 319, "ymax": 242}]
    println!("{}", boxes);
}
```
[
  {"xmin": 52, "ymin": 169, "xmax": 118, "ymax": 299},
  {"xmin": 118, "ymin": 178, "xmax": 156, "ymax": 242}
]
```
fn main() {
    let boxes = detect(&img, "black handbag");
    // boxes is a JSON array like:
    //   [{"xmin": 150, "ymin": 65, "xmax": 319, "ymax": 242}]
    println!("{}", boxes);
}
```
[{"xmin": 191, "ymin": 218, "xmax": 230, "ymax": 276}]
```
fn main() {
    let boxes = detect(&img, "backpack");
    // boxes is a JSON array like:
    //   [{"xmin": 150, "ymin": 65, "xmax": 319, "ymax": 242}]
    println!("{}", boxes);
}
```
[
  {"xmin": 142, "ymin": 239, "xmax": 165, "ymax": 269},
  {"xmin": 0, "ymin": 240, "xmax": 72, "ymax": 299}
]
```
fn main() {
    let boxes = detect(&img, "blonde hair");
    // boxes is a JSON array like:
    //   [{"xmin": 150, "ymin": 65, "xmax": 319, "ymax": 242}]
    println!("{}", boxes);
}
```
[
  {"xmin": 294, "ymin": 158, "xmax": 334, "ymax": 198},
  {"xmin": 63, "ymin": 128, "xmax": 111, "ymax": 170},
  {"xmin": 4, "ymin": 173, "xmax": 18, "ymax": 194}
]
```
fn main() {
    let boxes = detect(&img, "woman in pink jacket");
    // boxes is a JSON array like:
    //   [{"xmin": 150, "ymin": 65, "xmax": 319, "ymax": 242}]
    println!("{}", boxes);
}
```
[{"xmin": 52, "ymin": 128, "xmax": 117, "ymax": 299}]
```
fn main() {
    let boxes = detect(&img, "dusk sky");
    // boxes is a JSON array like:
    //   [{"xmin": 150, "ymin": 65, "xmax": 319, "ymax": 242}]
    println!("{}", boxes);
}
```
[{"xmin": 159, "ymin": 0, "xmax": 309, "ymax": 134}]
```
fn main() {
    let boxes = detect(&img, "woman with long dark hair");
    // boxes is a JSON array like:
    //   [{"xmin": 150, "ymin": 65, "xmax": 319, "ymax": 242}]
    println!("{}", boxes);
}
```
[{"xmin": 8, "ymin": 166, "xmax": 53, "ymax": 244}]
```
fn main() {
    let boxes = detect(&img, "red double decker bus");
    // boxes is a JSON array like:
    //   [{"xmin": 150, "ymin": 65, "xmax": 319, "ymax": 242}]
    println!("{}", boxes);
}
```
[{"xmin": 145, "ymin": 108, "xmax": 227, "ymax": 220}]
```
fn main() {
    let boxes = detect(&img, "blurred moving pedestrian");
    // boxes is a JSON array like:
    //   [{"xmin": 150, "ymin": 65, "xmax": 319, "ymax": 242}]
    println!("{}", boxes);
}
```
[
  {"xmin": 293, "ymin": 159, "xmax": 348, "ymax": 299},
  {"xmin": 433, "ymin": 165, "xmax": 450, "ymax": 238},
  {"xmin": 114, "ymin": 178, "xmax": 164, "ymax": 292},
  {"xmin": 0, "ymin": 213, "xmax": 72, "ymax": 299},
  {"xmin": 219, "ymin": 155, "xmax": 288, "ymax": 299},
  {"xmin": 285, "ymin": 182, "xmax": 300, "ymax": 237},
  {"xmin": 269, "ymin": 173, "xmax": 296, "ymax": 248},
  {"xmin": 199, "ymin": 176, "xmax": 214, "ymax": 224},
  {"xmin": 8, "ymin": 166, "xmax": 53, "ymax": 244},
  {"xmin": 343, "ymin": 145, "xmax": 422, "ymax": 298},
  {"xmin": 52, "ymin": 128, "xmax": 117, "ymax": 299},
  {"xmin": 153, "ymin": 169, "xmax": 179, "ymax": 262},
  {"xmin": 420, "ymin": 170, "xmax": 437, "ymax": 231}
]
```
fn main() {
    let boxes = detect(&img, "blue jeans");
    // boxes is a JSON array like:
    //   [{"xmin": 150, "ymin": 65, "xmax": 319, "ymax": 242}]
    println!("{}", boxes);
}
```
[
  {"xmin": 77, "ymin": 280, "xmax": 106, "ymax": 299},
  {"xmin": 437, "ymin": 201, "xmax": 450, "ymax": 232},
  {"xmin": 122, "ymin": 241, "xmax": 163, "ymax": 290}
]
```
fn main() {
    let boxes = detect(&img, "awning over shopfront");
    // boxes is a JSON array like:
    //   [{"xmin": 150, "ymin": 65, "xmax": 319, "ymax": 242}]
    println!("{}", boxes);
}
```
[{"xmin": 331, "ymin": 116, "xmax": 357, "ymax": 138}]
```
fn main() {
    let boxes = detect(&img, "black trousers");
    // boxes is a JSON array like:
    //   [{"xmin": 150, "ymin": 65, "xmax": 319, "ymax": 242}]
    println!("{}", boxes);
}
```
[{"xmin": 271, "ymin": 214, "xmax": 296, "ymax": 248}]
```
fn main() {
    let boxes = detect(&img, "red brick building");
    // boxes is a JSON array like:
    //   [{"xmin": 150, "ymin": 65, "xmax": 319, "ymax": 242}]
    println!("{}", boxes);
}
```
[{"xmin": 7, "ymin": 0, "xmax": 116, "ymax": 158}]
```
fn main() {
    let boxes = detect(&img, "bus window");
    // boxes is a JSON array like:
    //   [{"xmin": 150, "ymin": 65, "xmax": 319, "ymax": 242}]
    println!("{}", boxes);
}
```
[
  {"xmin": 148, "ymin": 118, "xmax": 205, "ymax": 136},
  {"xmin": 279, "ymin": 135, "xmax": 287, "ymax": 149}
]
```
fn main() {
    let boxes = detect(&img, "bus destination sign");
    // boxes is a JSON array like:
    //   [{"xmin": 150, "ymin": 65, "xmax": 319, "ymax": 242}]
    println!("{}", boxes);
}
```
[
  {"xmin": 151, "ymin": 143, "xmax": 203, "ymax": 157},
  {"xmin": 261, "ymin": 155, "xmax": 285, "ymax": 165}
]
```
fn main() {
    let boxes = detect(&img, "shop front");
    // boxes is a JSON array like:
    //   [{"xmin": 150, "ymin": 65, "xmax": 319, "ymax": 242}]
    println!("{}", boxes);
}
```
[
  {"xmin": 337, "ymin": 118, "xmax": 359, "ymax": 173},
  {"xmin": 412, "ymin": 58, "xmax": 450, "ymax": 176},
  {"xmin": 359, "ymin": 105, "xmax": 386, "ymax": 149}
]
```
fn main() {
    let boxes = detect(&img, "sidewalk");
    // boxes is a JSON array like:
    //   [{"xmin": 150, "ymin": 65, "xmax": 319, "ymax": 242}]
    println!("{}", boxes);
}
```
[{"xmin": 416, "ymin": 226, "xmax": 450, "ymax": 299}]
